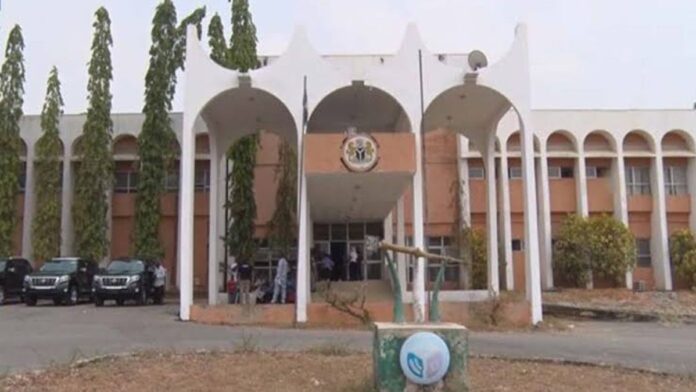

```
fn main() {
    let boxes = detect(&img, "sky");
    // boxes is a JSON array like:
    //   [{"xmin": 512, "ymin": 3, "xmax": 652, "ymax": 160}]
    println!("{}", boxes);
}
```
[{"xmin": 1, "ymin": 0, "xmax": 696, "ymax": 115}]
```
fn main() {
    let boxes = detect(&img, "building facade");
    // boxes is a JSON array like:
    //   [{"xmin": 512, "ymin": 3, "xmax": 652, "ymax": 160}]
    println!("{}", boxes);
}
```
[{"xmin": 12, "ymin": 24, "xmax": 696, "ymax": 324}]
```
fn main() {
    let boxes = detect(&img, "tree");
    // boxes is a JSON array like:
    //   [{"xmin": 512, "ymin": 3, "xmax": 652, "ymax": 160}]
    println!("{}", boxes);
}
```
[
  {"xmin": 554, "ymin": 214, "xmax": 636, "ymax": 287},
  {"xmin": 225, "ymin": 135, "xmax": 259, "ymax": 262},
  {"xmin": 669, "ymin": 229, "xmax": 696, "ymax": 289},
  {"xmin": 72, "ymin": 8, "xmax": 114, "ymax": 262},
  {"xmin": 134, "ymin": 1, "xmax": 205, "ymax": 260},
  {"xmin": 0, "ymin": 25, "xmax": 25, "ymax": 256},
  {"xmin": 228, "ymin": 0, "xmax": 259, "ymax": 72},
  {"xmin": 207, "ymin": 13, "xmax": 228, "ymax": 66},
  {"xmin": 31, "ymin": 67, "xmax": 64, "ymax": 262},
  {"xmin": 454, "ymin": 226, "xmax": 487, "ymax": 290},
  {"xmin": 267, "ymin": 141, "xmax": 297, "ymax": 257}
]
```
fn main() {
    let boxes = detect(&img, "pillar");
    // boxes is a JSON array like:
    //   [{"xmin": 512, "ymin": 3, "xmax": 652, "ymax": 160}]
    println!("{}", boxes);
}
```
[
  {"xmin": 519, "ymin": 117, "xmax": 543, "ymax": 324},
  {"xmin": 207, "ymin": 137, "xmax": 219, "ymax": 305},
  {"xmin": 456, "ymin": 136, "xmax": 471, "ymax": 227},
  {"xmin": 178, "ymin": 118, "xmax": 196, "ymax": 321},
  {"xmin": 412, "ymin": 129, "xmax": 426, "ymax": 322},
  {"xmin": 498, "ymin": 146, "xmax": 514, "ymax": 290},
  {"xmin": 651, "ymin": 151, "xmax": 672, "ymax": 290},
  {"xmin": 483, "ymin": 137, "xmax": 500, "ymax": 294},
  {"xmin": 384, "ymin": 212, "xmax": 394, "ymax": 283},
  {"xmin": 296, "ymin": 170, "xmax": 310, "ymax": 323},
  {"xmin": 396, "ymin": 196, "xmax": 407, "ymax": 298},
  {"xmin": 21, "ymin": 143, "xmax": 35, "ymax": 259},
  {"xmin": 612, "ymin": 148, "xmax": 632, "ymax": 288},
  {"xmin": 60, "ymin": 147, "xmax": 74, "ymax": 256},
  {"xmin": 536, "ymin": 146, "xmax": 553, "ymax": 289}
]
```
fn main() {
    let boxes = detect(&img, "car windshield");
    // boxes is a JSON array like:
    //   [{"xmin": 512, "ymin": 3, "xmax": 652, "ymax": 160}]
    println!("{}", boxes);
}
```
[
  {"xmin": 106, "ymin": 260, "xmax": 144, "ymax": 274},
  {"xmin": 40, "ymin": 259, "xmax": 78, "ymax": 273}
]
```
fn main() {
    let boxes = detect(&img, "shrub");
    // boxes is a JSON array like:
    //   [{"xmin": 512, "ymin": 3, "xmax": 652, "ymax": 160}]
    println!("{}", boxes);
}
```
[
  {"xmin": 453, "ymin": 226, "xmax": 487, "ymax": 290},
  {"xmin": 554, "ymin": 214, "xmax": 635, "ymax": 287},
  {"xmin": 669, "ymin": 229, "xmax": 696, "ymax": 288}
]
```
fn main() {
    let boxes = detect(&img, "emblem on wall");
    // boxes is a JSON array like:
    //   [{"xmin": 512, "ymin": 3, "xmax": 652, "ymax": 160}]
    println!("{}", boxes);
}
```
[
  {"xmin": 399, "ymin": 332, "xmax": 451, "ymax": 385},
  {"xmin": 341, "ymin": 133, "xmax": 379, "ymax": 172}
]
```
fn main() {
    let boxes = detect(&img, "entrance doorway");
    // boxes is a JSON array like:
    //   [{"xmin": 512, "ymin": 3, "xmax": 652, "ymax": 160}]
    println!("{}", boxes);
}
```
[{"xmin": 313, "ymin": 222, "xmax": 384, "ymax": 281}]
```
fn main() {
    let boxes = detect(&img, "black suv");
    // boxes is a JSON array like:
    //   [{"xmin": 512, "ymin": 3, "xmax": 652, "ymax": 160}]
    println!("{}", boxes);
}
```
[
  {"xmin": 93, "ymin": 258, "xmax": 164, "ymax": 306},
  {"xmin": 24, "ymin": 257, "xmax": 98, "ymax": 306},
  {"xmin": 0, "ymin": 257, "xmax": 33, "ymax": 304}
]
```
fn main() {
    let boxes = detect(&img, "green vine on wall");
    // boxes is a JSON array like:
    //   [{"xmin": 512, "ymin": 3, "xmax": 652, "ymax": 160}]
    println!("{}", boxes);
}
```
[
  {"xmin": 268, "ymin": 141, "xmax": 297, "ymax": 256},
  {"xmin": 225, "ymin": 134, "xmax": 259, "ymax": 262}
]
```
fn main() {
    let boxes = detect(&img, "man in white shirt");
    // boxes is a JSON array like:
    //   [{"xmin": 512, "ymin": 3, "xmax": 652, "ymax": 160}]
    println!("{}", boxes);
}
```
[
  {"xmin": 153, "ymin": 262, "xmax": 166, "ymax": 304},
  {"xmin": 271, "ymin": 255, "xmax": 289, "ymax": 304}
]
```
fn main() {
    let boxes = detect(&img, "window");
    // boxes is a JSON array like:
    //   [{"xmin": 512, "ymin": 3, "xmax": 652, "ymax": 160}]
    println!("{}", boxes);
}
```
[
  {"xmin": 468, "ymin": 166, "xmax": 485, "ymax": 179},
  {"xmin": 586, "ymin": 166, "xmax": 610, "ymax": 179},
  {"xmin": 625, "ymin": 166, "xmax": 651, "ymax": 196},
  {"xmin": 548, "ymin": 166, "xmax": 574, "ymax": 179},
  {"xmin": 195, "ymin": 168, "xmax": 210, "ymax": 192},
  {"xmin": 164, "ymin": 170, "xmax": 179, "ymax": 192},
  {"xmin": 664, "ymin": 165, "xmax": 688, "ymax": 196},
  {"xmin": 114, "ymin": 171, "xmax": 138, "ymax": 193},
  {"xmin": 251, "ymin": 239, "xmax": 297, "ymax": 283},
  {"xmin": 426, "ymin": 236, "xmax": 459, "ymax": 283},
  {"xmin": 508, "ymin": 166, "xmax": 522, "ymax": 179},
  {"xmin": 511, "ymin": 239, "xmax": 524, "ymax": 252},
  {"xmin": 636, "ymin": 239, "xmax": 651, "ymax": 267}
]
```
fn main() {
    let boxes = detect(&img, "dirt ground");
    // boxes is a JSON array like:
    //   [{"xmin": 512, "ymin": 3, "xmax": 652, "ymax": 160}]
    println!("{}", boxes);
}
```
[
  {"xmin": 544, "ymin": 289, "xmax": 696, "ymax": 318},
  {"xmin": 2, "ymin": 351, "xmax": 695, "ymax": 392}
]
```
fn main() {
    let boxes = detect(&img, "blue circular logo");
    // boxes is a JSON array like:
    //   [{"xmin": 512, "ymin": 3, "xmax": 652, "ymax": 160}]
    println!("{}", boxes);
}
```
[{"xmin": 399, "ymin": 332, "xmax": 451, "ymax": 385}]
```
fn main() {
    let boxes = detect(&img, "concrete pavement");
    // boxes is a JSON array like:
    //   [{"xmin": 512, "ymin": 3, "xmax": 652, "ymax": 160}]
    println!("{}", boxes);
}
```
[{"xmin": 1, "ymin": 302, "xmax": 696, "ymax": 375}]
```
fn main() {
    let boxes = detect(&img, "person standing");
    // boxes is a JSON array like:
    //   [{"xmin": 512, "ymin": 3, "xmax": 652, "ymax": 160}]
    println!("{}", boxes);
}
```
[
  {"xmin": 349, "ymin": 246, "xmax": 360, "ymax": 281},
  {"xmin": 238, "ymin": 261, "xmax": 253, "ymax": 305},
  {"xmin": 271, "ymin": 255, "xmax": 289, "ymax": 304},
  {"xmin": 320, "ymin": 253, "xmax": 334, "ymax": 281},
  {"xmin": 153, "ymin": 262, "xmax": 166, "ymax": 304}
]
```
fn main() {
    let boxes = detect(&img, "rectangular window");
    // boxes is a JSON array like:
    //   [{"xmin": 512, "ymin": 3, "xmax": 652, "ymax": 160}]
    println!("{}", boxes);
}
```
[
  {"xmin": 468, "ymin": 166, "xmax": 485, "ymax": 179},
  {"xmin": 426, "ymin": 236, "xmax": 459, "ymax": 283},
  {"xmin": 548, "ymin": 166, "xmax": 561, "ymax": 179},
  {"xmin": 114, "ymin": 171, "xmax": 138, "ymax": 194},
  {"xmin": 164, "ymin": 170, "xmax": 179, "ymax": 192},
  {"xmin": 560, "ymin": 167, "xmax": 574, "ymax": 178},
  {"xmin": 194, "ymin": 168, "xmax": 210, "ymax": 192},
  {"xmin": 625, "ymin": 166, "xmax": 651, "ymax": 196},
  {"xmin": 508, "ymin": 166, "xmax": 522, "ymax": 179},
  {"xmin": 636, "ymin": 238, "xmax": 651, "ymax": 267},
  {"xmin": 549, "ymin": 166, "xmax": 574, "ymax": 179},
  {"xmin": 664, "ymin": 165, "xmax": 688, "ymax": 196},
  {"xmin": 511, "ymin": 239, "xmax": 524, "ymax": 252},
  {"xmin": 586, "ymin": 166, "xmax": 598, "ymax": 179}
]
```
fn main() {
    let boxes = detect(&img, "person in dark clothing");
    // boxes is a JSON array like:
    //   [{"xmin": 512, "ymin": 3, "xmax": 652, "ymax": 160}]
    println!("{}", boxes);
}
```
[{"xmin": 237, "ymin": 261, "xmax": 253, "ymax": 305}]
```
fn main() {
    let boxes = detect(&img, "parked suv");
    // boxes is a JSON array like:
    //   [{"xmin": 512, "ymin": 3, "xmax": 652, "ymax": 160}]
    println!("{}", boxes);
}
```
[
  {"xmin": 93, "ymin": 258, "xmax": 164, "ymax": 306},
  {"xmin": 24, "ymin": 257, "xmax": 98, "ymax": 306},
  {"xmin": 0, "ymin": 257, "xmax": 33, "ymax": 304}
]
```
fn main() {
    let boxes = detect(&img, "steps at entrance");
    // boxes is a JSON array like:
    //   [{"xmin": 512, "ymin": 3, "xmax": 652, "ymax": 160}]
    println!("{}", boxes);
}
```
[{"xmin": 311, "ymin": 280, "xmax": 393, "ymax": 303}]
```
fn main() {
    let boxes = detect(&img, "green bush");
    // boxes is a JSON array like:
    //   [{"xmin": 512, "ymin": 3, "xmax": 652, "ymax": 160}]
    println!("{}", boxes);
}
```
[
  {"xmin": 454, "ymin": 226, "xmax": 487, "ymax": 290},
  {"xmin": 669, "ymin": 229, "xmax": 696, "ymax": 289},
  {"xmin": 553, "ymin": 214, "xmax": 635, "ymax": 287}
]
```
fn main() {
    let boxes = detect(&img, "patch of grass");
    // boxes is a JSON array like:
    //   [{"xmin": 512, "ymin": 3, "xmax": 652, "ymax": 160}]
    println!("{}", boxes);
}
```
[
  {"xmin": 307, "ymin": 341, "xmax": 355, "ymax": 357},
  {"xmin": 233, "ymin": 331, "xmax": 259, "ymax": 354}
]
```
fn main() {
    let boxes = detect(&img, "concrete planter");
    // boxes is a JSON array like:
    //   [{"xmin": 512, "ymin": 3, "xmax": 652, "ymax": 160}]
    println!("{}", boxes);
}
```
[{"xmin": 373, "ymin": 322, "xmax": 469, "ymax": 392}]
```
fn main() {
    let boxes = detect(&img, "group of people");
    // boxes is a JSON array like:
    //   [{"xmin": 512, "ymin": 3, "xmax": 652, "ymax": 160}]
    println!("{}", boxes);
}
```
[
  {"xmin": 312, "ymin": 245, "xmax": 364, "ymax": 283},
  {"xmin": 227, "ymin": 255, "xmax": 290, "ymax": 305}
]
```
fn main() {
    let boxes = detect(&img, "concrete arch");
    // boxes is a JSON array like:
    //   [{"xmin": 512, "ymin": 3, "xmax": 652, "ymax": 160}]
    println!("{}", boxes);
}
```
[
  {"xmin": 622, "ymin": 130, "xmax": 655, "ymax": 153},
  {"xmin": 112, "ymin": 134, "xmax": 138, "ymax": 157},
  {"xmin": 71, "ymin": 136, "xmax": 84, "ymax": 158},
  {"xmin": 661, "ymin": 129, "xmax": 694, "ymax": 154},
  {"xmin": 583, "ymin": 130, "xmax": 616, "ymax": 154},
  {"xmin": 545, "ymin": 130, "xmax": 578, "ymax": 154},
  {"xmin": 506, "ymin": 132, "xmax": 521, "ymax": 152},
  {"xmin": 307, "ymin": 84, "xmax": 411, "ymax": 133}
]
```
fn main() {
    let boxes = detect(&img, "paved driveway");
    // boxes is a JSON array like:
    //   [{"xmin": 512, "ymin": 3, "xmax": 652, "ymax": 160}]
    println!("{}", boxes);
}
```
[{"xmin": 2, "ymin": 302, "xmax": 696, "ymax": 375}]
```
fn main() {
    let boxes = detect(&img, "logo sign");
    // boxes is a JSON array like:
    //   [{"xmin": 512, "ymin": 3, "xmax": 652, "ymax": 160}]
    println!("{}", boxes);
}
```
[
  {"xmin": 399, "ymin": 332, "xmax": 451, "ymax": 385},
  {"xmin": 341, "ymin": 133, "xmax": 379, "ymax": 172}
]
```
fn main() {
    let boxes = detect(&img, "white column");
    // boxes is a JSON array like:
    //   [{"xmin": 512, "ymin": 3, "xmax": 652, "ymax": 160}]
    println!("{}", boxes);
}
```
[
  {"xmin": 384, "ymin": 212, "xmax": 394, "ymax": 283},
  {"xmin": 483, "ymin": 139, "xmax": 500, "ymax": 294},
  {"xmin": 613, "ymin": 149, "xmax": 631, "ymax": 288},
  {"xmin": 178, "ymin": 118, "xmax": 196, "ymax": 321},
  {"xmin": 216, "ymin": 155, "xmax": 227, "ymax": 298},
  {"xmin": 295, "ymin": 170, "xmax": 309, "ymax": 322},
  {"xmin": 412, "ymin": 129, "xmax": 426, "ymax": 322},
  {"xmin": 457, "ymin": 136, "xmax": 471, "ymax": 227},
  {"xmin": 21, "ymin": 144, "xmax": 35, "ymax": 259},
  {"xmin": 651, "ymin": 152, "xmax": 672, "ymax": 290},
  {"xmin": 207, "ymin": 138, "xmax": 219, "ymax": 305},
  {"xmin": 498, "ymin": 148, "xmax": 514, "ymax": 291},
  {"xmin": 536, "ymin": 148, "xmax": 553, "ymax": 289},
  {"xmin": 519, "ymin": 117, "xmax": 543, "ymax": 324},
  {"xmin": 60, "ymin": 152, "xmax": 74, "ymax": 256},
  {"xmin": 688, "ymin": 158, "xmax": 696, "ymax": 231},
  {"xmin": 396, "ymin": 196, "xmax": 407, "ymax": 298},
  {"xmin": 576, "ymin": 149, "xmax": 589, "ymax": 217}
]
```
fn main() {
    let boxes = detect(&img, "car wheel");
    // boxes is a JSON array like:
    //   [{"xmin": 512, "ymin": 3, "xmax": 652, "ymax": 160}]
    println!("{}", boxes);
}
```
[
  {"xmin": 94, "ymin": 296, "xmax": 104, "ymax": 307},
  {"xmin": 67, "ymin": 286, "xmax": 78, "ymax": 306},
  {"xmin": 116, "ymin": 298, "xmax": 125, "ymax": 306},
  {"xmin": 25, "ymin": 295, "xmax": 37, "ymax": 306}
]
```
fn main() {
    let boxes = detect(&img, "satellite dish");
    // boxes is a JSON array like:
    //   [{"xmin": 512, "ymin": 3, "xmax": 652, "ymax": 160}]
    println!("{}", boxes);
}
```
[{"xmin": 468, "ymin": 50, "xmax": 488, "ymax": 71}]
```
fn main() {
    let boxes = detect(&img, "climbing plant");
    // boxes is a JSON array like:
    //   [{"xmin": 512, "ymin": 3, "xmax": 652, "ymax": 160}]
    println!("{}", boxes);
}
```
[
  {"xmin": 669, "ymin": 229, "xmax": 696, "ymax": 288},
  {"xmin": 72, "ymin": 8, "xmax": 114, "ymax": 262},
  {"xmin": 268, "ymin": 141, "xmax": 297, "ymax": 256},
  {"xmin": 554, "ymin": 214, "xmax": 635, "ymax": 287},
  {"xmin": 207, "ymin": 13, "xmax": 228, "ymax": 66},
  {"xmin": 225, "ymin": 134, "xmax": 259, "ymax": 262},
  {"xmin": 0, "ymin": 25, "xmax": 25, "ymax": 256},
  {"xmin": 228, "ymin": 0, "xmax": 259, "ymax": 72},
  {"xmin": 31, "ymin": 67, "xmax": 64, "ymax": 262},
  {"xmin": 450, "ymin": 177, "xmax": 488, "ymax": 289},
  {"xmin": 134, "ymin": 0, "xmax": 205, "ymax": 260}
]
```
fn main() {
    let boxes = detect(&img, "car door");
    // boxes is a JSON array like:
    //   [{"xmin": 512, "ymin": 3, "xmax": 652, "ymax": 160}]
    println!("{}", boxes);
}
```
[
  {"xmin": 6, "ymin": 260, "xmax": 21, "ymax": 294},
  {"xmin": 77, "ymin": 260, "xmax": 89, "ymax": 294}
]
